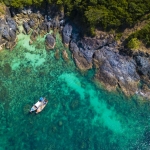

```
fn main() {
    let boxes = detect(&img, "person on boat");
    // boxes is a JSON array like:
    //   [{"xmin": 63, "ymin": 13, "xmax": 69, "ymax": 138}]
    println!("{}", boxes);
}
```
[
  {"xmin": 39, "ymin": 97, "xmax": 44, "ymax": 102},
  {"xmin": 43, "ymin": 99, "xmax": 48, "ymax": 104}
]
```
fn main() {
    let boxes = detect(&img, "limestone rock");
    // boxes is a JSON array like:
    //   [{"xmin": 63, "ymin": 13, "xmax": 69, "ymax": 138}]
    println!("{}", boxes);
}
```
[
  {"xmin": 63, "ymin": 24, "xmax": 72, "ymax": 46},
  {"xmin": 6, "ymin": 17, "xmax": 18, "ymax": 32},
  {"xmin": 135, "ymin": 56, "xmax": 150, "ymax": 76},
  {"xmin": 45, "ymin": 34, "xmax": 55, "ymax": 50},
  {"xmin": 93, "ymin": 46, "xmax": 140, "ymax": 96},
  {"xmin": 70, "ymin": 42, "xmax": 92, "ymax": 71},
  {"xmin": 62, "ymin": 50, "xmax": 69, "ymax": 62},
  {"xmin": 2, "ymin": 27, "xmax": 10, "ymax": 40},
  {"xmin": 9, "ymin": 29, "xmax": 16, "ymax": 41}
]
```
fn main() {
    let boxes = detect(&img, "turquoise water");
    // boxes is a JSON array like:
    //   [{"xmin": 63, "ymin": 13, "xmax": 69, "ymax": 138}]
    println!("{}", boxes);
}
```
[{"xmin": 0, "ymin": 32, "xmax": 150, "ymax": 150}]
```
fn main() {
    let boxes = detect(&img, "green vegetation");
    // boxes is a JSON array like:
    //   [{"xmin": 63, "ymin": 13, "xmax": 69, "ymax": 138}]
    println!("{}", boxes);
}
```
[
  {"xmin": 1, "ymin": 0, "xmax": 150, "ymax": 42},
  {"xmin": 1, "ymin": 0, "xmax": 44, "ymax": 8},
  {"xmin": 127, "ymin": 22, "xmax": 150, "ymax": 47},
  {"xmin": 0, "ymin": 2, "xmax": 6, "ymax": 15},
  {"xmin": 127, "ymin": 38, "xmax": 141, "ymax": 50},
  {"xmin": 1, "ymin": 0, "xmax": 150, "ymax": 28}
]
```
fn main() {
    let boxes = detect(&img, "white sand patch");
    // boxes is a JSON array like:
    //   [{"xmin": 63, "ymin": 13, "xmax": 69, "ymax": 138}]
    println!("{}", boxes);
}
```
[{"xmin": 25, "ymin": 52, "xmax": 46, "ymax": 67}]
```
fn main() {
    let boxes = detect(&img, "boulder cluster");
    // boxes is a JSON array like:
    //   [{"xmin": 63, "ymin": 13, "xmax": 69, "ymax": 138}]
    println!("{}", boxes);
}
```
[
  {"xmin": 1, "ymin": 6, "xmax": 150, "ymax": 99},
  {"xmin": 0, "ymin": 16, "xmax": 18, "ymax": 50},
  {"xmin": 12, "ymin": 7, "xmax": 65, "ymax": 50},
  {"xmin": 69, "ymin": 30, "xmax": 150, "ymax": 98},
  {"xmin": 93, "ymin": 47, "xmax": 140, "ymax": 96}
]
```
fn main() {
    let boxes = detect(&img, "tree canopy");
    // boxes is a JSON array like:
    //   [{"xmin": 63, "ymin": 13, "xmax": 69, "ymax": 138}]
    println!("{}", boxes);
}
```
[{"xmin": 1, "ymin": 0, "xmax": 150, "ymax": 37}]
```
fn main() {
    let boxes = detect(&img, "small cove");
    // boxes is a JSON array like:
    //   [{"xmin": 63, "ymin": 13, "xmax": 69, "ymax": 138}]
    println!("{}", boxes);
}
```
[{"xmin": 0, "ymin": 32, "xmax": 150, "ymax": 150}]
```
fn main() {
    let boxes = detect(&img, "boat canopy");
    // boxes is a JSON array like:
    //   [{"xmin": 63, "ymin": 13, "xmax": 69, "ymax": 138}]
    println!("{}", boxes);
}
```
[
  {"xmin": 35, "ymin": 101, "xmax": 42, "ymax": 108},
  {"xmin": 40, "ymin": 97, "xmax": 44, "ymax": 101}
]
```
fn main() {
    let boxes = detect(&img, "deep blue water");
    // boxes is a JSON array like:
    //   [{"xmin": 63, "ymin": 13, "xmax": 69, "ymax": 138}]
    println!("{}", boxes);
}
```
[{"xmin": 0, "ymin": 32, "xmax": 150, "ymax": 150}]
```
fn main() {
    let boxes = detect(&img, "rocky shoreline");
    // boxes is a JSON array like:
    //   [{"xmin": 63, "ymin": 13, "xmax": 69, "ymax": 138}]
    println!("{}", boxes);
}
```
[{"xmin": 0, "ymin": 6, "xmax": 150, "ymax": 99}]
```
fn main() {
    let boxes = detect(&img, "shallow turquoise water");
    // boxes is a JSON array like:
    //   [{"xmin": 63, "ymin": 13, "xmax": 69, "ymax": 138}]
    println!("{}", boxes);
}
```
[{"xmin": 0, "ymin": 32, "xmax": 150, "ymax": 150}]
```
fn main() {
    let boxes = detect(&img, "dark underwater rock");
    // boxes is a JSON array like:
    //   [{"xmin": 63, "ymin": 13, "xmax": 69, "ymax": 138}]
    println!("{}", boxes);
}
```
[
  {"xmin": 2, "ymin": 63, "xmax": 12, "ymax": 76},
  {"xmin": 54, "ymin": 49, "xmax": 60, "ymax": 60},
  {"xmin": 45, "ymin": 34, "xmax": 55, "ymax": 49}
]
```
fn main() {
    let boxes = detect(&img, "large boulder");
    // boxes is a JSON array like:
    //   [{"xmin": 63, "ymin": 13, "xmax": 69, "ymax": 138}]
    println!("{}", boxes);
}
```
[
  {"xmin": 0, "ymin": 17, "xmax": 17, "ymax": 49},
  {"xmin": 63, "ymin": 24, "xmax": 72, "ymax": 46},
  {"xmin": 93, "ymin": 46, "xmax": 140, "ymax": 96},
  {"xmin": 2, "ymin": 27, "xmax": 10, "ymax": 41},
  {"xmin": 6, "ymin": 17, "xmax": 17, "ymax": 32},
  {"xmin": 9, "ymin": 28, "xmax": 16, "ymax": 41},
  {"xmin": 45, "ymin": 34, "xmax": 55, "ymax": 49},
  {"xmin": 39, "ymin": 21, "xmax": 47, "ymax": 31},
  {"xmin": 23, "ymin": 22, "xmax": 31, "ymax": 34},
  {"xmin": 135, "ymin": 56, "xmax": 150, "ymax": 76},
  {"xmin": 39, "ymin": 21, "xmax": 51, "ymax": 35},
  {"xmin": 46, "ymin": 22, "xmax": 51, "ymax": 32},
  {"xmin": 52, "ymin": 19, "xmax": 60, "ymax": 29},
  {"xmin": 28, "ymin": 19, "xmax": 35, "ymax": 28},
  {"xmin": 70, "ymin": 42, "xmax": 93, "ymax": 71},
  {"xmin": 78, "ymin": 37, "xmax": 108, "ymax": 50}
]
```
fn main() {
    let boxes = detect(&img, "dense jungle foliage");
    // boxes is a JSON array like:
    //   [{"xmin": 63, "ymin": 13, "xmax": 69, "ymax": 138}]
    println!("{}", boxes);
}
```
[
  {"xmin": 127, "ymin": 21, "xmax": 150, "ymax": 47},
  {"xmin": 1, "ymin": 0, "xmax": 150, "ymax": 47}
]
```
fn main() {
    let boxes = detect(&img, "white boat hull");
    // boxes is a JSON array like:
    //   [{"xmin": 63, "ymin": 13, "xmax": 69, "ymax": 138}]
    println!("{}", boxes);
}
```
[{"xmin": 30, "ymin": 98, "xmax": 48, "ymax": 113}]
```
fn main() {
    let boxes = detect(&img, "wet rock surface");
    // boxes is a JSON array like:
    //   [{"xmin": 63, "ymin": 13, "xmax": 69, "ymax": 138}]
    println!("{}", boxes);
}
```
[
  {"xmin": 0, "ymin": 16, "xmax": 17, "ymax": 49},
  {"xmin": 70, "ymin": 42, "xmax": 93, "ymax": 70},
  {"xmin": 23, "ymin": 22, "xmax": 31, "ymax": 34},
  {"xmin": 45, "ymin": 34, "xmax": 55, "ymax": 49},
  {"xmin": 63, "ymin": 24, "xmax": 72, "ymax": 46},
  {"xmin": 6, "ymin": 17, "xmax": 18, "ymax": 32},
  {"xmin": 93, "ymin": 46, "xmax": 140, "ymax": 96},
  {"xmin": 135, "ymin": 56, "xmax": 150, "ymax": 76}
]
